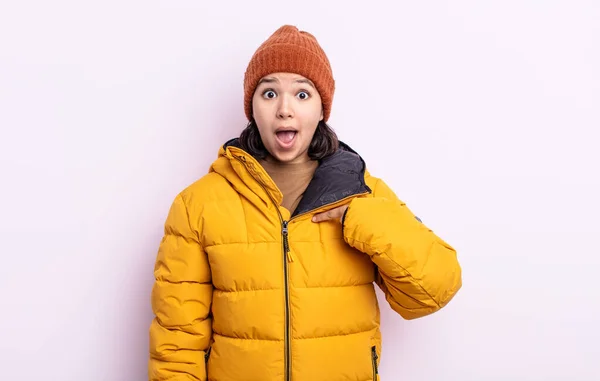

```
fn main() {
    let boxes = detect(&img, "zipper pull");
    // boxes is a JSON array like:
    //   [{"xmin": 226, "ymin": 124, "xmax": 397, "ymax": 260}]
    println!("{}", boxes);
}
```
[
  {"xmin": 282, "ymin": 221, "xmax": 294, "ymax": 262},
  {"xmin": 371, "ymin": 346, "xmax": 378, "ymax": 374}
]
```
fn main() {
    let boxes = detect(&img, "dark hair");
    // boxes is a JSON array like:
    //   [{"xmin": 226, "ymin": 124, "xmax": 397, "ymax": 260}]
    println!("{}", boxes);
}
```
[{"xmin": 239, "ymin": 119, "xmax": 339, "ymax": 160}]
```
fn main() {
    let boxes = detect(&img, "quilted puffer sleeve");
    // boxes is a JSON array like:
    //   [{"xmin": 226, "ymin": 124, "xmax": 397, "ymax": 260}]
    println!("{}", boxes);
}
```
[
  {"xmin": 149, "ymin": 193, "xmax": 213, "ymax": 380},
  {"xmin": 342, "ymin": 178, "xmax": 462, "ymax": 320}
]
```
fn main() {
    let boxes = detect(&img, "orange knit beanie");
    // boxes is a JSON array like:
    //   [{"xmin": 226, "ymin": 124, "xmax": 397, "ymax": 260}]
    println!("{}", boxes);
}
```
[{"xmin": 243, "ymin": 25, "xmax": 335, "ymax": 122}]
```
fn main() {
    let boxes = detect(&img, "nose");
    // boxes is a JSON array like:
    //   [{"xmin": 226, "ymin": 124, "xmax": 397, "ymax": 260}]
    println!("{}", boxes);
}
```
[{"xmin": 276, "ymin": 94, "xmax": 294, "ymax": 119}]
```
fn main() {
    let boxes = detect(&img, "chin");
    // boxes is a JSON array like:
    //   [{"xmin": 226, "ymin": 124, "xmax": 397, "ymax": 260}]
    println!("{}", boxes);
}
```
[
  {"xmin": 268, "ymin": 146, "xmax": 308, "ymax": 164},
  {"xmin": 271, "ymin": 151, "xmax": 300, "ymax": 163}
]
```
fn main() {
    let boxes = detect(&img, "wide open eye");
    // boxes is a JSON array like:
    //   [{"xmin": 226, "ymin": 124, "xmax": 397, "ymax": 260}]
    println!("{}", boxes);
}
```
[
  {"xmin": 262, "ymin": 90, "xmax": 277, "ymax": 99},
  {"xmin": 297, "ymin": 91, "xmax": 310, "ymax": 100}
]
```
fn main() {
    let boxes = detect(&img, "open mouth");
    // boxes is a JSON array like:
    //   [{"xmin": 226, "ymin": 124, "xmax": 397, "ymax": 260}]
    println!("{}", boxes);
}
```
[{"xmin": 276, "ymin": 130, "xmax": 297, "ymax": 145}]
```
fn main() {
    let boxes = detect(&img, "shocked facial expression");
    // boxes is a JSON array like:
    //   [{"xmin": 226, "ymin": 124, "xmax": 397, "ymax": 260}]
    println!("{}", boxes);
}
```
[{"xmin": 252, "ymin": 72, "xmax": 323, "ymax": 164}]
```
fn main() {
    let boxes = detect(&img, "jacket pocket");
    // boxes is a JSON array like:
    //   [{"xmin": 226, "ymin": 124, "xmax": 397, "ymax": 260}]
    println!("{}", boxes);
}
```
[{"xmin": 371, "ymin": 345, "xmax": 378, "ymax": 381}]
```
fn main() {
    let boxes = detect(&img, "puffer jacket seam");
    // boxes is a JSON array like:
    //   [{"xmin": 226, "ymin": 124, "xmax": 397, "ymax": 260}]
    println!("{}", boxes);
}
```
[
  {"xmin": 294, "ymin": 283, "xmax": 372, "ymax": 289},
  {"xmin": 296, "ymin": 328, "xmax": 377, "ymax": 340},
  {"xmin": 213, "ymin": 332, "xmax": 283, "ymax": 342},
  {"xmin": 291, "ymin": 238, "xmax": 346, "ymax": 243},
  {"xmin": 204, "ymin": 241, "xmax": 278, "ymax": 249},
  {"xmin": 213, "ymin": 329, "xmax": 376, "ymax": 342},
  {"xmin": 214, "ymin": 288, "xmax": 281, "ymax": 293},
  {"xmin": 155, "ymin": 279, "xmax": 205, "ymax": 285},
  {"xmin": 348, "ymin": 237, "xmax": 441, "ymax": 308},
  {"xmin": 202, "ymin": 237, "xmax": 349, "ymax": 249},
  {"xmin": 213, "ymin": 284, "xmax": 370, "ymax": 292}
]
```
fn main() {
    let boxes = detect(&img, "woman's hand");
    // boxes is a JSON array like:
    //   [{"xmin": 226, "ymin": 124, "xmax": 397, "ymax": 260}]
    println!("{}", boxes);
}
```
[{"xmin": 312, "ymin": 205, "xmax": 349, "ymax": 223}]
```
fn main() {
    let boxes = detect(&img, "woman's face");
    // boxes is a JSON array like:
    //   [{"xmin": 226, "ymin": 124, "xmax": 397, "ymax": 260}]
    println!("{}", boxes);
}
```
[{"xmin": 252, "ymin": 72, "xmax": 323, "ymax": 164}]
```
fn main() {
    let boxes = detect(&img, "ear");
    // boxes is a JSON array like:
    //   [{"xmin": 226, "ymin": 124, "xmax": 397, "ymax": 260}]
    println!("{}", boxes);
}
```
[{"xmin": 320, "ymin": 107, "xmax": 324, "ymax": 121}]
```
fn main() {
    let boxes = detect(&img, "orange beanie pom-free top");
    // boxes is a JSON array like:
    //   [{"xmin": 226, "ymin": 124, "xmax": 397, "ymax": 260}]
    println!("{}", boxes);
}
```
[{"xmin": 243, "ymin": 25, "xmax": 335, "ymax": 122}]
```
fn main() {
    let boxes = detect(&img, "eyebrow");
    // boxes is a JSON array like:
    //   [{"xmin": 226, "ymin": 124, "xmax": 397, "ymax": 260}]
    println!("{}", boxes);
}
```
[
  {"xmin": 294, "ymin": 78, "xmax": 316, "ymax": 88},
  {"xmin": 257, "ymin": 77, "xmax": 316, "ymax": 89}
]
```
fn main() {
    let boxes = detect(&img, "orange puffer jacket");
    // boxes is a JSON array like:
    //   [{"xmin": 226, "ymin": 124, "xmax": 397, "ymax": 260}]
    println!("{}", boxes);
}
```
[{"xmin": 149, "ymin": 139, "xmax": 462, "ymax": 381}]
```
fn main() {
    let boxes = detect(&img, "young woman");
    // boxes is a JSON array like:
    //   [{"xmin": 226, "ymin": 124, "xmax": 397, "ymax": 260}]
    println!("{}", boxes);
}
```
[{"xmin": 149, "ymin": 25, "xmax": 462, "ymax": 381}]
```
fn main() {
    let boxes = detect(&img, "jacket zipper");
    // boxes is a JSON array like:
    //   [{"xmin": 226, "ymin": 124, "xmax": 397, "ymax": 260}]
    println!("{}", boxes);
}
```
[
  {"xmin": 371, "ymin": 346, "xmax": 378, "ymax": 381},
  {"xmin": 282, "ymin": 220, "xmax": 291, "ymax": 381}
]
